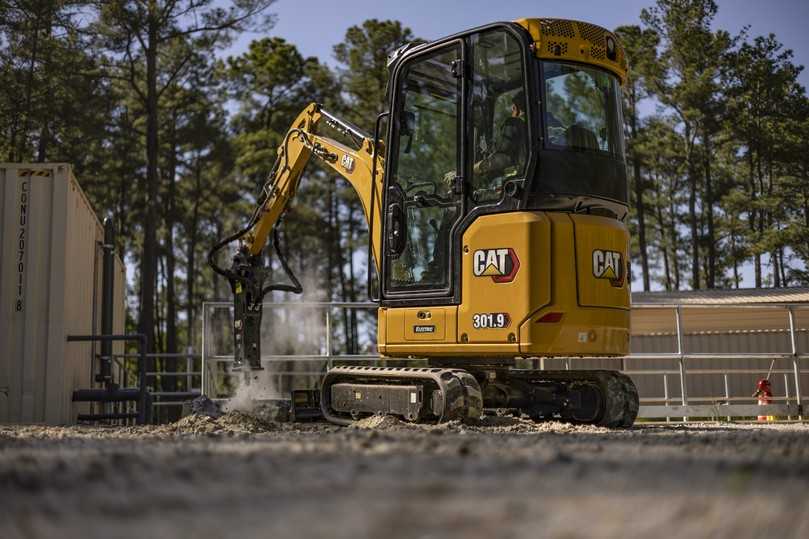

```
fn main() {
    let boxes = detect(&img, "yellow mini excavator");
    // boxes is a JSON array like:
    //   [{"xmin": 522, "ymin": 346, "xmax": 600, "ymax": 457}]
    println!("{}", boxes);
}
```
[{"xmin": 209, "ymin": 18, "xmax": 639, "ymax": 427}]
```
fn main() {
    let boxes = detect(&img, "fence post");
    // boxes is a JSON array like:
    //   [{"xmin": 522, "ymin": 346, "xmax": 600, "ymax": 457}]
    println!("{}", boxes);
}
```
[
  {"xmin": 201, "ymin": 302, "xmax": 207, "ymax": 397},
  {"xmin": 186, "ymin": 347, "xmax": 193, "ymax": 393},
  {"xmin": 325, "ymin": 308, "xmax": 332, "ymax": 370},
  {"xmin": 787, "ymin": 306, "xmax": 803, "ymax": 418},
  {"xmin": 674, "ymin": 306, "xmax": 689, "ymax": 421},
  {"xmin": 723, "ymin": 373, "xmax": 730, "ymax": 422}
]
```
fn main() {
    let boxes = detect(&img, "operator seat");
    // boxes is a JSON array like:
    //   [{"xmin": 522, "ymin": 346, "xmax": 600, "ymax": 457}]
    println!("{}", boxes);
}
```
[{"xmin": 567, "ymin": 124, "xmax": 600, "ymax": 151}]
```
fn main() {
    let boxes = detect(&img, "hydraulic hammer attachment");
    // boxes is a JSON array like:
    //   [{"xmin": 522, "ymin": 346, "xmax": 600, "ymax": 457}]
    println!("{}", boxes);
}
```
[
  {"xmin": 228, "ymin": 248, "xmax": 265, "ymax": 372},
  {"xmin": 210, "ymin": 227, "xmax": 302, "ymax": 380}
]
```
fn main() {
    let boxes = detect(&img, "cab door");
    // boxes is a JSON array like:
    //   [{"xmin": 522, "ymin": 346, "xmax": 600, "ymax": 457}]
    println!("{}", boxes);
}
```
[{"xmin": 382, "ymin": 41, "xmax": 465, "ymax": 303}]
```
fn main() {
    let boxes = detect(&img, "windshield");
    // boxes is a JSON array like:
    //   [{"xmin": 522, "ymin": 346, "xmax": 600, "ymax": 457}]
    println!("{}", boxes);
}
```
[{"xmin": 542, "ymin": 62, "xmax": 624, "ymax": 157}]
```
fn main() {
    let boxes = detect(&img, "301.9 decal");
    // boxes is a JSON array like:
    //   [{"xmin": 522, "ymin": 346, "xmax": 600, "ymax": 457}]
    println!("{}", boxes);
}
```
[{"xmin": 472, "ymin": 312, "xmax": 511, "ymax": 329}]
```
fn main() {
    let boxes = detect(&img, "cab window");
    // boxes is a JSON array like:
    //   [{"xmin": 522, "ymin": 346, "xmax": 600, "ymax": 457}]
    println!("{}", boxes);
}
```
[
  {"xmin": 543, "ymin": 62, "xmax": 624, "ymax": 157},
  {"xmin": 469, "ymin": 30, "xmax": 528, "ymax": 204}
]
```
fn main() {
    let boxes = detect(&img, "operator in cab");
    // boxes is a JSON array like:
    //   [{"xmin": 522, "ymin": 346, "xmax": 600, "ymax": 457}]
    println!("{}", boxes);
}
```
[
  {"xmin": 443, "ymin": 90, "xmax": 528, "ymax": 202},
  {"xmin": 472, "ymin": 90, "xmax": 527, "ymax": 186}
]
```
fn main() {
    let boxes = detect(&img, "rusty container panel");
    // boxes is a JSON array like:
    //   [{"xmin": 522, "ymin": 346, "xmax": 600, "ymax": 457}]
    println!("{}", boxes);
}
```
[{"xmin": 0, "ymin": 163, "xmax": 125, "ymax": 424}]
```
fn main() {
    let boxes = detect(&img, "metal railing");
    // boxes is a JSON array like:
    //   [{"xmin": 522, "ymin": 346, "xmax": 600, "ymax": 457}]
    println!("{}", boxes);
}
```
[
  {"xmin": 68, "ymin": 334, "xmax": 151, "ymax": 424},
  {"xmin": 196, "ymin": 300, "xmax": 809, "ymax": 422},
  {"xmin": 625, "ymin": 303, "xmax": 805, "ymax": 420},
  {"xmin": 201, "ymin": 301, "xmax": 387, "ymax": 399},
  {"xmin": 110, "ymin": 352, "xmax": 202, "ymax": 421}
]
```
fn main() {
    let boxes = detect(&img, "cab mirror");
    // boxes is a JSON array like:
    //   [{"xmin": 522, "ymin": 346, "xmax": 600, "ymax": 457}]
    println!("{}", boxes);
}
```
[
  {"xmin": 386, "ymin": 203, "xmax": 407, "ymax": 258},
  {"xmin": 400, "ymin": 111, "xmax": 415, "ymax": 154},
  {"xmin": 386, "ymin": 185, "xmax": 407, "ymax": 258},
  {"xmin": 401, "ymin": 110, "xmax": 416, "ymax": 135}
]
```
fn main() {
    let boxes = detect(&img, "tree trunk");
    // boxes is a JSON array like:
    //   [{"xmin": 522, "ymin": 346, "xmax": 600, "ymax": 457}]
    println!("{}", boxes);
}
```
[
  {"xmin": 165, "ymin": 109, "xmax": 178, "ymax": 356},
  {"xmin": 685, "ymin": 126, "xmax": 700, "ymax": 290},
  {"xmin": 163, "ymin": 108, "xmax": 179, "ymax": 413},
  {"xmin": 652, "ymin": 181, "xmax": 672, "ymax": 291},
  {"xmin": 347, "ymin": 199, "xmax": 359, "ymax": 354},
  {"xmin": 36, "ymin": 6, "xmax": 54, "ymax": 162},
  {"xmin": 325, "ymin": 177, "xmax": 336, "ymax": 353},
  {"xmin": 186, "ymin": 156, "xmax": 202, "ymax": 352},
  {"xmin": 138, "ymin": 6, "xmax": 159, "ymax": 367},
  {"xmin": 629, "ymin": 90, "xmax": 650, "ymax": 291},
  {"xmin": 333, "ymin": 189, "xmax": 351, "ymax": 353},
  {"xmin": 17, "ymin": 4, "xmax": 42, "ymax": 161},
  {"xmin": 669, "ymin": 196, "xmax": 681, "ymax": 291},
  {"xmin": 748, "ymin": 149, "xmax": 761, "ymax": 287},
  {"xmin": 703, "ymin": 131, "xmax": 716, "ymax": 288}
]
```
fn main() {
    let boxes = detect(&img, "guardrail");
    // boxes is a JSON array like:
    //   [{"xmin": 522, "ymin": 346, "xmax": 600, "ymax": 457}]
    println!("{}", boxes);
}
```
[
  {"xmin": 110, "ymin": 352, "xmax": 202, "ymax": 422},
  {"xmin": 628, "ymin": 303, "xmax": 805, "ymax": 420},
  {"xmin": 68, "ymin": 334, "xmax": 151, "ymax": 424},
  {"xmin": 194, "ymin": 300, "xmax": 809, "ymax": 423}
]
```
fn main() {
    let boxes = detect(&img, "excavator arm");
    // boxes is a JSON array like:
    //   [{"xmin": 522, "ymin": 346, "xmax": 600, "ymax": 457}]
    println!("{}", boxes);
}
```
[{"xmin": 208, "ymin": 103, "xmax": 384, "ymax": 372}]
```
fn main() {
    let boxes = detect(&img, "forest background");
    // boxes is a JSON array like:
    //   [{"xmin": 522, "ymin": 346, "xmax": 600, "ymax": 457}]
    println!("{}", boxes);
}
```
[{"xmin": 2, "ymin": 0, "xmax": 809, "ymax": 357}]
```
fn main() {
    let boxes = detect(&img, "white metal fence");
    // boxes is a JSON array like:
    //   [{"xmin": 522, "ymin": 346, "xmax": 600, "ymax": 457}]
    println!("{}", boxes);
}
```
[{"xmin": 200, "ymin": 301, "xmax": 808, "ymax": 421}]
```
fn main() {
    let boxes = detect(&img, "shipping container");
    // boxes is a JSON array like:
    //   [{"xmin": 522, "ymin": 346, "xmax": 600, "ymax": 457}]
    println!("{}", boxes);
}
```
[{"xmin": 0, "ymin": 163, "xmax": 126, "ymax": 424}]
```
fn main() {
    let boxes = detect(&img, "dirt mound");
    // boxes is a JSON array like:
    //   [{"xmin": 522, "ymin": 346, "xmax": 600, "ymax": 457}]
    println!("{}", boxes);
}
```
[
  {"xmin": 351, "ymin": 414, "xmax": 414, "ymax": 430},
  {"xmin": 473, "ymin": 415, "xmax": 612, "ymax": 434},
  {"xmin": 158, "ymin": 411, "xmax": 277, "ymax": 436},
  {"xmin": 347, "ymin": 413, "xmax": 612, "ymax": 434}
]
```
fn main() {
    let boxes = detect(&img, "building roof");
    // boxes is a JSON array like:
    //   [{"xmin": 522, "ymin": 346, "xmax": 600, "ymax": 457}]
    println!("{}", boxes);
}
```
[
  {"xmin": 630, "ymin": 288, "xmax": 809, "ymax": 336},
  {"xmin": 632, "ymin": 287, "xmax": 809, "ymax": 306}
]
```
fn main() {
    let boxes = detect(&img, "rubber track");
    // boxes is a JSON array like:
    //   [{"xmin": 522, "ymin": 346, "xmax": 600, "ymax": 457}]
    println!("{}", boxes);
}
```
[
  {"xmin": 321, "ymin": 366, "xmax": 483, "ymax": 426},
  {"xmin": 502, "ymin": 370, "xmax": 639, "ymax": 428}
]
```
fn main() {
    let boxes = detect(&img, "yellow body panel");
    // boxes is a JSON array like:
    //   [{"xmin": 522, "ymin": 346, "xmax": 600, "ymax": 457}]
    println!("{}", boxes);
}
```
[
  {"xmin": 514, "ymin": 18, "xmax": 627, "ymax": 84},
  {"xmin": 383, "ymin": 306, "xmax": 457, "ymax": 343},
  {"xmin": 378, "ymin": 211, "xmax": 630, "ymax": 359}
]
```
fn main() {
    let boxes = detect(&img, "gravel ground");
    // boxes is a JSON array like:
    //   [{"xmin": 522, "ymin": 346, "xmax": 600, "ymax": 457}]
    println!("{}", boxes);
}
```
[{"xmin": 2, "ymin": 415, "xmax": 809, "ymax": 539}]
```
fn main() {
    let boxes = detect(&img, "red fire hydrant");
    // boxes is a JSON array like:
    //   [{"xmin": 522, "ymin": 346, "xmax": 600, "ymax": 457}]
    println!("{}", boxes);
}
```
[{"xmin": 753, "ymin": 378, "xmax": 773, "ymax": 422}]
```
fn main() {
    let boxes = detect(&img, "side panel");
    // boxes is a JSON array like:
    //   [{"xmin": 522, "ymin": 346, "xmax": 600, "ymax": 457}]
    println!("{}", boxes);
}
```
[
  {"xmin": 0, "ymin": 165, "xmax": 60, "ymax": 423},
  {"xmin": 572, "ymin": 214, "xmax": 630, "ymax": 309},
  {"xmin": 0, "ymin": 167, "xmax": 10, "ymax": 422},
  {"xmin": 518, "ymin": 213, "xmax": 630, "ymax": 356},
  {"xmin": 458, "ymin": 212, "xmax": 551, "ymax": 344},
  {"xmin": 60, "ymin": 169, "xmax": 100, "ymax": 423},
  {"xmin": 384, "ymin": 306, "xmax": 457, "ymax": 345},
  {"xmin": 379, "ymin": 211, "xmax": 630, "ymax": 359},
  {"xmin": 44, "ymin": 166, "xmax": 68, "ymax": 424}
]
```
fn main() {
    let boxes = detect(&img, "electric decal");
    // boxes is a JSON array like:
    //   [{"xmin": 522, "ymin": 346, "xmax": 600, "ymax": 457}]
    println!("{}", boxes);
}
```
[
  {"xmin": 592, "ymin": 249, "xmax": 624, "ymax": 288},
  {"xmin": 472, "ymin": 248, "xmax": 520, "ymax": 283}
]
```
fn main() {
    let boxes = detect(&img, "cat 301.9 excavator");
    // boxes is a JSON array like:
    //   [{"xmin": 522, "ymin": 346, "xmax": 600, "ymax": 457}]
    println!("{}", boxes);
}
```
[{"xmin": 209, "ymin": 18, "xmax": 639, "ymax": 427}]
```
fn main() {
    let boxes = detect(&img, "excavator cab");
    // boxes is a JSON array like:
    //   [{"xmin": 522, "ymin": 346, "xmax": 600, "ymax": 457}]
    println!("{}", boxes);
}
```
[{"xmin": 377, "ymin": 20, "xmax": 630, "ymax": 361}]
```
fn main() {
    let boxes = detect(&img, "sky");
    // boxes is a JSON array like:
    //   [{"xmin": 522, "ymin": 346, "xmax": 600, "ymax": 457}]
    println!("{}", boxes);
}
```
[{"xmin": 225, "ymin": 0, "xmax": 809, "ymax": 88}]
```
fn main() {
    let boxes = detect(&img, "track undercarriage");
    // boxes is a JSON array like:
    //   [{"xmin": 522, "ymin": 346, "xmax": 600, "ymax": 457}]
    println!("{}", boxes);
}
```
[{"xmin": 321, "ymin": 363, "xmax": 639, "ymax": 428}]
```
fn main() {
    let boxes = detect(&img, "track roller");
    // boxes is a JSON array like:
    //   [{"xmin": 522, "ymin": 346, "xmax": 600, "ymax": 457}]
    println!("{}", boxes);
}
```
[{"xmin": 478, "ymin": 369, "xmax": 639, "ymax": 428}]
